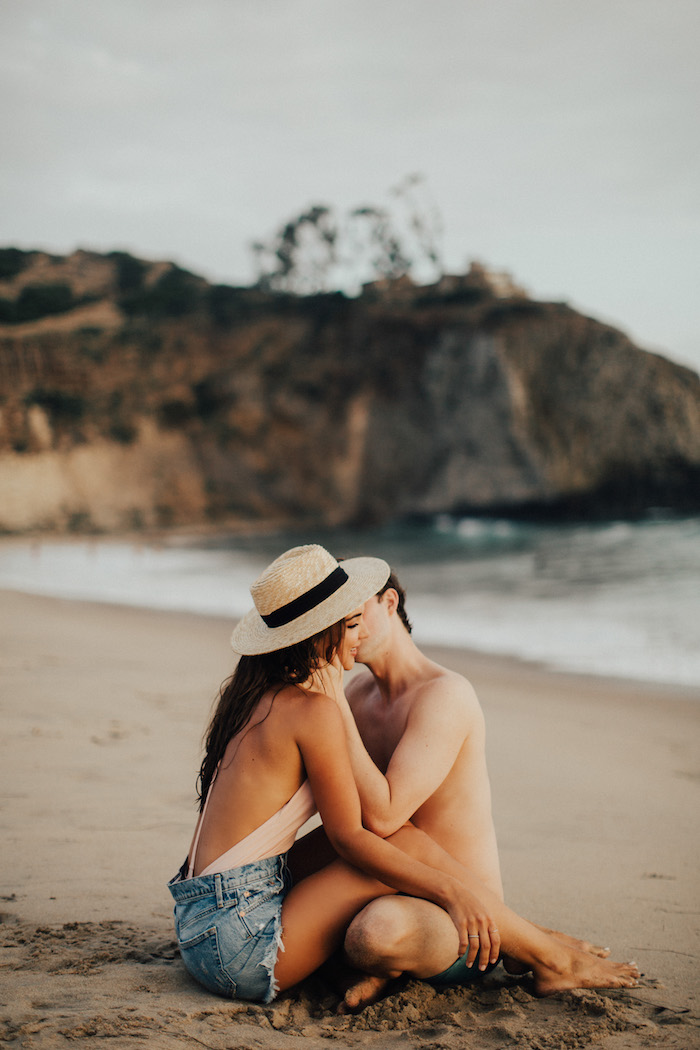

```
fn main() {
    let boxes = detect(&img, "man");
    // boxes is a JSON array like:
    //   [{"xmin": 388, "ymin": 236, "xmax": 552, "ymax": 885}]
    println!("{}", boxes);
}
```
[{"xmin": 333, "ymin": 572, "xmax": 610, "ymax": 1010}]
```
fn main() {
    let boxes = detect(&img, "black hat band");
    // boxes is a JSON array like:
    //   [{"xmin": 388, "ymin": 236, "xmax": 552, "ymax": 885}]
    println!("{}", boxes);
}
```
[{"xmin": 261, "ymin": 565, "xmax": 349, "ymax": 628}]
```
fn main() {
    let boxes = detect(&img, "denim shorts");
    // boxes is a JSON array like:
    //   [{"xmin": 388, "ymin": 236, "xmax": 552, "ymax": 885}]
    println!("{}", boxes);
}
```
[{"xmin": 168, "ymin": 853, "xmax": 291, "ymax": 1003}]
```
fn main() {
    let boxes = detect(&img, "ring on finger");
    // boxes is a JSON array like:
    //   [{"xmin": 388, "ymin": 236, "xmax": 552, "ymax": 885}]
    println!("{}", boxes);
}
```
[{"xmin": 468, "ymin": 934, "xmax": 480, "ymax": 939}]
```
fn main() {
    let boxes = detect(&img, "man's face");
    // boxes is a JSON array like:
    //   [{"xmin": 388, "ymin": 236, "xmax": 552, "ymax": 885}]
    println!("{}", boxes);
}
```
[{"xmin": 356, "ymin": 594, "xmax": 391, "ymax": 664}]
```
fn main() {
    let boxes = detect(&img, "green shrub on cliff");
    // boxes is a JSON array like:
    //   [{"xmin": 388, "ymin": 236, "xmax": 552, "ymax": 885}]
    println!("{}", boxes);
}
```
[
  {"xmin": 0, "ymin": 283, "xmax": 78, "ymax": 323},
  {"xmin": 25, "ymin": 387, "xmax": 86, "ymax": 421},
  {"xmin": 18, "ymin": 283, "xmax": 78, "ymax": 321},
  {"xmin": 159, "ymin": 399, "xmax": 193, "ymax": 427},
  {"xmin": 207, "ymin": 284, "xmax": 253, "ymax": 326},
  {"xmin": 0, "ymin": 248, "xmax": 32, "ymax": 280},
  {"xmin": 109, "ymin": 251, "xmax": 147, "ymax": 294},
  {"xmin": 121, "ymin": 265, "xmax": 204, "ymax": 317}
]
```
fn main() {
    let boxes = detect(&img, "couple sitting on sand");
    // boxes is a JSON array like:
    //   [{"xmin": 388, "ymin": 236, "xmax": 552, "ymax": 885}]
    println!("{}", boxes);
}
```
[{"xmin": 168, "ymin": 545, "xmax": 639, "ymax": 1009}]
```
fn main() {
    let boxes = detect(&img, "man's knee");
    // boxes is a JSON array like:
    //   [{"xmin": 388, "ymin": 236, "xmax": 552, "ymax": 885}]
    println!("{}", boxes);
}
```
[{"xmin": 344, "ymin": 897, "xmax": 409, "ymax": 972}]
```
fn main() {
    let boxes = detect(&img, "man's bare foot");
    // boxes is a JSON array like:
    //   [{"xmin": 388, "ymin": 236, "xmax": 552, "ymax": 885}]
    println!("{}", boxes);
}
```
[
  {"xmin": 338, "ymin": 973, "xmax": 390, "ymax": 1014},
  {"xmin": 505, "ymin": 930, "xmax": 611, "ymax": 976},
  {"xmin": 533, "ymin": 951, "xmax": 639, "ymax": 996},
  {"xmin": 503, "ymin": 954, "xmax": 531, "ymax": 976},
  {"xmin": 537, "ymin": 925, "xmax": 610, "ymax": 959}
]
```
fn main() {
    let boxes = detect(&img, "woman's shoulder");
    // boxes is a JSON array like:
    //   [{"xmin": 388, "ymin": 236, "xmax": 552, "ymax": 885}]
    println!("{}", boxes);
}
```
[
  {"xmin": 276, "ymin": 684, "xmax": 342, "ymax": 736},
  {"xmin": 282, "ymin": 683, "xmax": 337, "ymax": 713}
]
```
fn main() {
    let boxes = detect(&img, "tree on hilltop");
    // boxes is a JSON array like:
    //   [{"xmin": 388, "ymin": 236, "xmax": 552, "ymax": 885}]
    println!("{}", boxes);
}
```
[
  {"xmin": 251, "ymin": 175, "xmax": 444, "ymax": 294},
  {"xmin": 251, "ymin": 205, "xmax": 338, "ymax": 294}
]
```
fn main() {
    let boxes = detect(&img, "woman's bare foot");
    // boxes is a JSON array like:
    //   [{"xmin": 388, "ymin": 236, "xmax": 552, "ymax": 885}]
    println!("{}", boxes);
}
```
[
  {"xmin": 533, "ymin": 951, "xmax": 639, "ymax": 996},
  {"xmin": 338, "ymin": 973, "xmax": 391, "ymax": 1014}
]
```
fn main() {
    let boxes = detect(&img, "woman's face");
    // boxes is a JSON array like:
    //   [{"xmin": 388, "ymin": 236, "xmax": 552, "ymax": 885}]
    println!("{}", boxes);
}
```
[{"xmin": 338, "ymin": 607, "xmax": 368, "ymax": 670}]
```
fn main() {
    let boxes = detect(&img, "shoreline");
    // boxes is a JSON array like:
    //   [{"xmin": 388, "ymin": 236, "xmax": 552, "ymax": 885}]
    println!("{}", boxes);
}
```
[
  {"xmin": 1, "ymin": 579, "xmax": 699, "ymax": 699},
  {"xmin": 1, "ymin": 589, "xmax": 699, "ymax": 1048},
  {"xmin": 1, "ymin": 522, "xmax": 699, "ymax": 694}
]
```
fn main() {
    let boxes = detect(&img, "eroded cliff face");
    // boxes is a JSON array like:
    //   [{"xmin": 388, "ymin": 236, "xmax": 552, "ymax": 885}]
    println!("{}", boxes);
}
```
[{"xmin": 0, "ymin": 248, "xmax": 698, "ymax": 533}]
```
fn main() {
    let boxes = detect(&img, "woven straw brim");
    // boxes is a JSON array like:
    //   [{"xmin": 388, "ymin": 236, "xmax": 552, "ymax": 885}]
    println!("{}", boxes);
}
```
[{"xmin": 230, "ymin": 556, "xmax": 390, "ymax": 655}]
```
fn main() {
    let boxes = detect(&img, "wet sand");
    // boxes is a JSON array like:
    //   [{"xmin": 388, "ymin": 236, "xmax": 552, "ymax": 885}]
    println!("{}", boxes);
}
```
[{"xmin": 1, "ymin": 589, "xmax": 698, "ymax": 1048}]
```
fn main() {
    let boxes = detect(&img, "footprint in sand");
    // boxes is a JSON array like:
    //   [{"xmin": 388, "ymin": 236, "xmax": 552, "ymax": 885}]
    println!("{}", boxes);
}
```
[{"xmin": 90, "ymin": 720, "xmax": 130, "ymax": 746}]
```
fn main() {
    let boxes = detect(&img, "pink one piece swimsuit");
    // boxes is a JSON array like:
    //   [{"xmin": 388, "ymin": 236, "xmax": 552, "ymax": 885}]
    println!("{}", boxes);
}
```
[{"xmin": 187, "ymin": 778, "xmax": 317, "ymax": 880}]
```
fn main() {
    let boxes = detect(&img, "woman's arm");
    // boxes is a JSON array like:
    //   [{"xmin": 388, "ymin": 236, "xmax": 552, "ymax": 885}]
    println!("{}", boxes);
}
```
[
  {"xmin": 316, "ymin": 658, "xmax": 472, "ymax": 839},
  {"xmin": 296, "ymin": 692, "xmax": 499, "ymax": 967}
]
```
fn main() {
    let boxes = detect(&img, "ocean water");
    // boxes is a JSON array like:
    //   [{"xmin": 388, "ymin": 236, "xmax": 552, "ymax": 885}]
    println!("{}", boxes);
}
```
[{"xmin": 1, "ymin": 515, "xmax": 699, "ymax": 689}]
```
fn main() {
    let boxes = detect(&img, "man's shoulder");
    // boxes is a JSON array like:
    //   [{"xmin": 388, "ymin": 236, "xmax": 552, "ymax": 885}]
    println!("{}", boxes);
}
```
[{"xmin": 411, "ymin": 662, "xmax": 481, "ymax": 716}]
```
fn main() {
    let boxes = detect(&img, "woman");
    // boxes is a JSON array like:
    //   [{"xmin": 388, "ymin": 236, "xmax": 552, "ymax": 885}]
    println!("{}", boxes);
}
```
[{"xmin": 169, "ymin": 544, "xmax": 639, "ymax": 1003}]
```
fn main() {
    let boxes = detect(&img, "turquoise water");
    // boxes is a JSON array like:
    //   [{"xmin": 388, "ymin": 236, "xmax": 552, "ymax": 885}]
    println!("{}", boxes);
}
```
[{"xmin": 1, "ymin": 515, "xmax": 699, "ymax": 688}]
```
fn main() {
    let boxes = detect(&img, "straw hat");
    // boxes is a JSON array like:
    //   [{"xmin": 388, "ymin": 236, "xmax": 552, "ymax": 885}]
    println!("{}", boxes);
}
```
[{"xmin": 230, "ymin": 544, "xmax": 390, "ymax": 655}]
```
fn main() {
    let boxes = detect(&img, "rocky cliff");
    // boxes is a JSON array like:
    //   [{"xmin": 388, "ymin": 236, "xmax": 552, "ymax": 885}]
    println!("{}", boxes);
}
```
[{"xmin": 0, "ymin": 247, "xmax": 698, "ymax": 533}]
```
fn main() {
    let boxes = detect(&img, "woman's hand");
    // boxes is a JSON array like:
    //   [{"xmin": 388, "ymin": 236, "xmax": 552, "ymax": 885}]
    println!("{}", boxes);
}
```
[
  {"xmin": 443, "ymin": 879, "xmax": 501, "ymax": 971},
  {"xmin": 315, "ymin": 654, "xmax": 348, "ymax": 707}
]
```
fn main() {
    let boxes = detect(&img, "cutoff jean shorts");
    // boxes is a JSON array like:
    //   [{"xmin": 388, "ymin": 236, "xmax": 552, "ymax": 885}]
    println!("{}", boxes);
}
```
[{"xmin": 168, "ymin": 853, "xmax": 292, "ymax": 1003}]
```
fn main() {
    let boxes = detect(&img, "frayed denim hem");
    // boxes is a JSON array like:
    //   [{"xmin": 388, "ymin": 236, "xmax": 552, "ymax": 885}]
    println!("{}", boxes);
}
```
[{"xmin": 260, "ymin": 915, "xmax": 286, "ymax": 1003}]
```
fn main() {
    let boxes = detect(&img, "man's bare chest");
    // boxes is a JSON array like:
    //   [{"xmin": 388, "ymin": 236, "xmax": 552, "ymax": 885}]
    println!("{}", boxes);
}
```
[{"xmin": 355, "ymin": 699, "xmax": 410, "ymax": 773}]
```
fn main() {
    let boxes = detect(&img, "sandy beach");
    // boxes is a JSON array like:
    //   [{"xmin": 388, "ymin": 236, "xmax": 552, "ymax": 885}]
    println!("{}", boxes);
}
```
[{"xmin": 1, "ymin": 588, "xmax": 698, "ymax": 1049}]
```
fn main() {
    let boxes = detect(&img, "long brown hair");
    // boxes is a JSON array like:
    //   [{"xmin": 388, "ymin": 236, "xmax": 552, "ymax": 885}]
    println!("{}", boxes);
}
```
[{"xmin": 197, "ymin": 618, "xmax": 344, "ymax": 809}]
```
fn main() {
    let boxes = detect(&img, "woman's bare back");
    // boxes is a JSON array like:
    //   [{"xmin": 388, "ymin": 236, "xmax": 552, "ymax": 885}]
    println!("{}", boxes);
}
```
[{"xmin": 192, "ymin": 684, "xmax": 309, "ymax": 875}]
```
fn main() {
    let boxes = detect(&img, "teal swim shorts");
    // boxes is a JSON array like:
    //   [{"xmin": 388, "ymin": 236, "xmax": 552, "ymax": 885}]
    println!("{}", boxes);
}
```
[{"xmin": 425, "ymin": 951, "xmax": 500, "ymax": 987}]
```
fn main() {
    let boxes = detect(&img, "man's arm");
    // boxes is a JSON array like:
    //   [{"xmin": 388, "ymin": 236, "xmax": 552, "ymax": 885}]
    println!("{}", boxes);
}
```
[{"xmin": 338, "ymin": 676, "xmax": 473, "ymax": 838}]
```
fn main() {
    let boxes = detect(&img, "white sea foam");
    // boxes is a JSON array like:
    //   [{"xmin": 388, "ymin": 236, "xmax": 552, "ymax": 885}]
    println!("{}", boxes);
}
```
[
  {"xmin": 408, "ymin": 578, "xmax": 700, "ymax": 687},
  {"xmin": 0, "ymin": 539, "xmax": 265, "ymax": 619},
  {"xmin": 0, "ymin": 516, "xmax": 698, "ymax": 689}
]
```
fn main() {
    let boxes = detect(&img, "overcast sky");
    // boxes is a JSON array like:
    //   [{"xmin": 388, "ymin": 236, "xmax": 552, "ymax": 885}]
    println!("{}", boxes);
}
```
[{"xmin": 2, "ymin": 0, "xmax": 699, "ymax": 372}]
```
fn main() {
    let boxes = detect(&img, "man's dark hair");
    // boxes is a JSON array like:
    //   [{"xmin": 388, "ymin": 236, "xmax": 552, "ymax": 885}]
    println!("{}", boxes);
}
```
[{"xmin": 377, "ymin": 572, "xmax": 413, "ymax": 634}]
